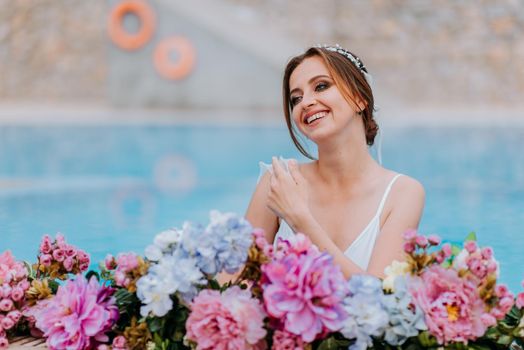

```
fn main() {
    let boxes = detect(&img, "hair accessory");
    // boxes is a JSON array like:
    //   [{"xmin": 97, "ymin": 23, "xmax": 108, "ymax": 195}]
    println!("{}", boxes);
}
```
[{"xmin": 315, "ymin": 43, "xmax": 374, "ymax": 88}]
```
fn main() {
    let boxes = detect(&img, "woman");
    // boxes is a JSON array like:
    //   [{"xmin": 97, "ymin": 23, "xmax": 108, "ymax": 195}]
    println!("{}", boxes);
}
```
[{"xmin": 245, "ymin": 45, "xmax": 425, "ymax": 279}]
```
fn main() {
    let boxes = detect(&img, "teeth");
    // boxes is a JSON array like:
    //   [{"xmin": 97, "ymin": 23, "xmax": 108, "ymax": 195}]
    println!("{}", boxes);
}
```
[{"xmin": 306, "ymin": 112, "xmax": 327, "ymax": 124}]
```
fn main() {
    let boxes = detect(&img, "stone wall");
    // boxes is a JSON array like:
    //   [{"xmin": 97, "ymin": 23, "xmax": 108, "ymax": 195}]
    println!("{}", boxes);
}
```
[
  {"xmin": 0, "ymin": 0, "xmax": 107, "ymax": 102},
  {"xmin": 226, "ymin": 0, "xmax": 524, "ymax": 108},
  {"xmin": 1, "ymin": 0, "xmax": 523, "ymax": 108}
]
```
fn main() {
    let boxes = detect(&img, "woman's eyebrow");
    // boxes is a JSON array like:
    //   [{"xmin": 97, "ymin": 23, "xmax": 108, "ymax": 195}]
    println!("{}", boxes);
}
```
[{"xmin": 290, "ymin": 74, "xmax": 331, "ymax": 95}]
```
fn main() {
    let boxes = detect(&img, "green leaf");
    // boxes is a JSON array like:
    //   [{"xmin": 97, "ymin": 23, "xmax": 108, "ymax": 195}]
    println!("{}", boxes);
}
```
[
  {"xmin": 317, "ymin": 336, "xmax": 339, "ymax": 350},
  {"xmin": 497, "ymin": 334, "xmax": 513, "ymax": 345},
  {"xmin": 451, "ymin": 244, "xmax": 462, "ymax": 256},
  {"xmin": 148, "ymin": 317, "xmax": 164, "ymax": 333},
  {"xmin": 48, "ymin": 279, "xmax": 60, "ymax": 293},
  {"xmin": 466, "ymin": 344, "xmax": 492, "ymax": 350},
  {"xmin": 464, "ymin": 231, "xmax": 477, "ymax": 242},
  {"xmin": 85, "ymin": 270, "xmax": 100, "ymax": 281},
  {"xmin": 208, "ymin": 278, "xmax": 221, "ymax": 290},
  {"xmin": 418, "ymin": 331, "xmax": 439, "ymax": 347}
]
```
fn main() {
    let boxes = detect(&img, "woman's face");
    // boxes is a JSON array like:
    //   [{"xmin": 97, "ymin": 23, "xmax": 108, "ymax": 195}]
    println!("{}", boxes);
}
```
[{"xmin": 288, "ymin": 56, "xmax": 362, "ymax": 142}]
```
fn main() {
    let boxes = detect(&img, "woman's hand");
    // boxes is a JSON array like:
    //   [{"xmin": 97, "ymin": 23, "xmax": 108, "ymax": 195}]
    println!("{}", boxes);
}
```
[{"xmin": 266, "ymin": 157, "xmax": 310, "ymax": 230}]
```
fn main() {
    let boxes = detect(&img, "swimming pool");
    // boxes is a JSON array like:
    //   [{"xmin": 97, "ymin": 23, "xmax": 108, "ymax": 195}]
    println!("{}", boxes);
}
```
[{"xmin": 0, "ymin": 124, "xmax": 523, "ymax": 291}]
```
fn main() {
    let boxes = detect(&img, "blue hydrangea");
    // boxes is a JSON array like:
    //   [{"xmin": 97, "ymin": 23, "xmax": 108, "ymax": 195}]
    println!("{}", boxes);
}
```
[
  {"xmin": 179, "ymin": 210, "xmax": 253, "ymax": 275},
  {"xmin": 382, "ymin": 276, "xmax": 427, "ymax": 345},
  {"xmin": 138, "ymin": 211, "xmax": 253, "ymax": 314},
  {"xmin": 341, "ymin": 275, "xmax": 389, "ymax": 350},
  {"xmin": 136, "ymin": 249, "xmax": 205, "ymax": 317}
]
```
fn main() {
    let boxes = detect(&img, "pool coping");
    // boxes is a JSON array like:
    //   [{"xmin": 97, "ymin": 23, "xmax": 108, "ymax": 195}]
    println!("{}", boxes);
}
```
[{"xmin": 0, "ymin": 104, "xmax": 523, "ymax": 127}]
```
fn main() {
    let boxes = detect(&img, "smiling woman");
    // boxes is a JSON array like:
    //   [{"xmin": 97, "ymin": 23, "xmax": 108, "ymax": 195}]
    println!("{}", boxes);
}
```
[{"xmin": 245, "ymin": 45, "xmax": 425, "ymax": 280}]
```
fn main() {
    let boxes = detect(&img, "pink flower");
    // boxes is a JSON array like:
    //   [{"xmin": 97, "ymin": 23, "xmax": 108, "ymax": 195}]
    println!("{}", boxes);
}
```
[
  {"xmin": 0, "ymin": 317, "xmax": 14, "ymax": 330},
  {"xmin": 0, "ymin": 337, "xmax": 8, "ymax": 349},
  {"xmin": 0, "ymin": 251, "xmax": 27, "ymax": 283},
  {"xmin": 39, "ymin": 235, "xmax": 53, "ymax": 254},
  {"xmin": 403, "ymin": 242, "xmax": 415, "ymax": 254},
  {"xmin": 64, "ymin": 246, "xmax": 77, "ymax": 258},
  {"xmin": 415, "ymin": 235, "xmax": 428, "ymax": 248},
  {"xmin": 104, "ymin": 255, "xmax": 116, "ymax": 270},
  {"xmin": 481, "ymin": 247, "xmax": 493, "ymax": 260},
  {"xmin": 116, "ymin": 253, "xmax": 139, "ymax": 272},
  {"xmin": 516, "ymin": 292, "xmax": 524, "ymax": 309},
  {"xmin": 30, "ymin": 275, "xmax": 118, "ymax": 350},
  {"xmin": 7, "ymin": 310, "xmax": 22, "ymax": 323},
  {"xmin": 10, "ymin": 287, "xmax": 24, "ymax": 301},
  {"xmin": 271, "ymin": 329, "xmax": 306, "ymax": 350},
  {"xmin": 403, "ymin": 229, "xmax": 417, "ymax": 241},
  {"xmin": 261, "ymin": 234, "xmax": 348, "ymax": 343},
  {"xmin": 112, "ymin": 335, "xmax": 127, "ymax": 348},
  {"xmin": 114, "ymin": 271, "xmax": 129, "ymax": 288},
  {"xmin": 409, "ymin": 265, "xmax": 489, "ymax": 345},
  {"xmin": 52, "ymin": 249, "xmax": 65, "ymax": 262},
  {"xmin": 55, "ymin": 234, "xmax": 66, "ymax": 249},
  {"xmin": 77, "ymin": 251, "xmax": 90, "ymax": 265},
  {"xmin": 428, "ymin": 235, "xmax": 441, "ymax": 246},
  {"xmin": 0, "ymin": 299, "xmax": 13, "ymax": 312},
  {"xmin": 186, "ymin": 286, "xmax": 266, "ymax": 350},
  {"xmin": 0, "ymin": 285, "xmax": 11, "ymax": 299},
  {"xmin": 39, "ymin": 254, "xmax": 52, "ymax": 267},
  {"xmin": 464, "ymin": 240, "xmax": 477, "ymax": 253},
  {"xmin": 63, "ymin": 257, "xmax": 74, "ymax": 272}
]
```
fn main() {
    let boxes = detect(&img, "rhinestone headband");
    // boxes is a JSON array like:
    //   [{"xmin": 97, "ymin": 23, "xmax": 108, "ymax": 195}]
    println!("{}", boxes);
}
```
[{"xmin": 315, "ymin": 44, "xmax": 373, "ymax": 87}]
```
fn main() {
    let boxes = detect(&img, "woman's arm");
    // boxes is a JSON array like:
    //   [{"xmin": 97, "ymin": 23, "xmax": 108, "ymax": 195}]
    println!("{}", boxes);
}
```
[
  {"xmin": 245, "ymin": 171, "xmax": 280, "ymax": 243},
  {"xmin": 366, "ymin": 176, "xmax": 425, "ymax": 278},
  {"xmin": 268, "ymin": 157, "xmax": 366, "ymax": 278},
  {"xmin": 217, "ymin": 170, "xmax": 279, "ymax": 284},
  {"xmin": 269, "ymin": 158, "xmax": 425, "ymax": 280}
]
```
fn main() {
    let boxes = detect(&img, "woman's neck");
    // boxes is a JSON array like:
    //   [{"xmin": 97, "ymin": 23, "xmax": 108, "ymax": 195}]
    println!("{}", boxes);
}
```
[{"xmin": 315, "ymin": 139, "xmax": 380, "ymax": 190}]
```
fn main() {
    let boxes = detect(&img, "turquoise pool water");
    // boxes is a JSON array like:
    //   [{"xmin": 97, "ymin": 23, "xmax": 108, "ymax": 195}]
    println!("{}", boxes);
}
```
[{"xmin": 0, "ymin": 125, "xmax": 523, "ymax": 291}]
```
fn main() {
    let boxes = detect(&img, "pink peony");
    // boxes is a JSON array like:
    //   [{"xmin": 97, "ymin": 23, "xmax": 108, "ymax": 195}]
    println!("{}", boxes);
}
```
[
  {"xmin": 409, "ymin": 265, "xmax": 489, "ymax": 345},
  {"xmin": 30, "ymin": 275, "xmax": 118, "ymax": 350},
  {"xmin": 186, "ymin": 286, "xmax": 266, "ymax": 350},
  {"xmin": 261, "ymin": 234, "xmax": 348, "ymax": 343}
]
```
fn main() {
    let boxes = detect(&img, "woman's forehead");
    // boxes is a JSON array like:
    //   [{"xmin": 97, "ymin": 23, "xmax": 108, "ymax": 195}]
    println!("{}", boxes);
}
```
[{"xmin": 289, "ymin": 56, "xmax": 330, "ymax": 89}]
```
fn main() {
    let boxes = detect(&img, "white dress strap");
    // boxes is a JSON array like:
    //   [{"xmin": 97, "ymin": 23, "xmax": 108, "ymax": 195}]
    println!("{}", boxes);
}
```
[{"xmin": 375, "ymin": 173, "xmax": 403, "ymax": 218}]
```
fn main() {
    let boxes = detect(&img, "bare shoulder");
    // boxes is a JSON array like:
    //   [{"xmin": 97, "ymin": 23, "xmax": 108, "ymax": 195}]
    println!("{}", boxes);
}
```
[
  {"xmin": 388, "ymin": 174, "xmax": 425, "ymax": 210},
  {"xmin": 245, "ymin": 170, "xmax": 278, "ymax": 241},
  {"xmin": 395, "ymin": 175, "xmax": 425, "ymax": 197}
]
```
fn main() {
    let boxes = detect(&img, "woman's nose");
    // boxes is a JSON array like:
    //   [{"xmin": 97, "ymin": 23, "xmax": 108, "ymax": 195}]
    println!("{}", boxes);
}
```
[{"xmin": 302, "ymin": 93, "xmax": 317, "ymax": 108}]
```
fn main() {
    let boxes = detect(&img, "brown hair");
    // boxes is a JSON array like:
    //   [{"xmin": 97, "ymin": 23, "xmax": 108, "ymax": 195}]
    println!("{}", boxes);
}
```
[{"xmin": 282, "ymin": 47, "xmax": 378, "ymax": 160}]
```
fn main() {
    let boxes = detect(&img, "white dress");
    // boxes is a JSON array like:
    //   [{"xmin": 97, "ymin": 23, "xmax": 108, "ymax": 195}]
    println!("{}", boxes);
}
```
[{"xmin": 259, "ymin": 158, "xmax": 402, "ymax": 270}]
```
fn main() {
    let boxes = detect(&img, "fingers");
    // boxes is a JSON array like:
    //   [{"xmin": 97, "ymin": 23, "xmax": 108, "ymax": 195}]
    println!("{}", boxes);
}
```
[
  {"xmin": 271, "ymin": 157, "xmax": 283, "ymax": 178},
  {"xmin": 288, "ymin": 159, "xmax": 303, "ymax": 185}
]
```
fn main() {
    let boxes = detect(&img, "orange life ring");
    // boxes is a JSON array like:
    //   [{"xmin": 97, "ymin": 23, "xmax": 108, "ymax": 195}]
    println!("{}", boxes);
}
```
[
  {"xmin": 153, "ymin": 36, "xmax": 196, "ymax": 80},
  {"xmin": 108, "ymin": 0, "xmax": 155, "ymax": 50}
]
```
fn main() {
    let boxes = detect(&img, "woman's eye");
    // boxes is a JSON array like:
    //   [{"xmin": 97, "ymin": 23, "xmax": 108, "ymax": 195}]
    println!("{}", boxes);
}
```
[
  {"xmin": 315, "ymin": 82, "xmax": 329, "ymax": 91},
  {"xmin": 290, "ymin": 96, "xmax": 302, "ymax": 107}
]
